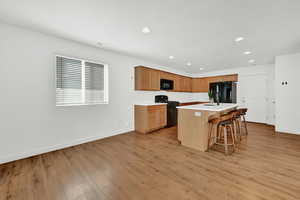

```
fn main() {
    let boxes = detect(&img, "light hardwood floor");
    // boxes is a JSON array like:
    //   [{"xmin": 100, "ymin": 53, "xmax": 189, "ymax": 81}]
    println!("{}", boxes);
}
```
[{"xmin": 1, "ymin": 123, "xmax": 300, "ymax": 200}]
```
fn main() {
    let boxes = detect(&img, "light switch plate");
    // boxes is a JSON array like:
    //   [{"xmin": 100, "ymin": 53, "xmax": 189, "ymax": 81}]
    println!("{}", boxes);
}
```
[{"xmin": 194, "ymin": 112, "xmax": 202, "ymax": 117}]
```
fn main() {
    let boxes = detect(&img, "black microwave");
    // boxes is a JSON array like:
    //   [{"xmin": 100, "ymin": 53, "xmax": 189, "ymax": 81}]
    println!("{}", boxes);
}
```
[{"xmin": 160, "ymin": 79, "xmax": 174, "ymax": 90}]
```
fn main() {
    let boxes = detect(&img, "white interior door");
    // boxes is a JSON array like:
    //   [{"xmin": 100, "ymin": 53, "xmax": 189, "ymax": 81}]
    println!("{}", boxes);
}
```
[
  {"xmin": 266, "ymin": 78, "xmax": 275, "ymax": 125},
  {"xmin": 238, "ymin": 74, "xmax": 267, "ymax": 123},
  {"xmin": 275, "ymin": 55, "xmax": 300, "ymax": 134}
]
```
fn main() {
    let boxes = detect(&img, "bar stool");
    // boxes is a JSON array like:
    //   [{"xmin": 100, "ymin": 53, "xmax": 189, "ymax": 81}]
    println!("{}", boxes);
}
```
[
  {"xmin": 207, "ymin": 112, "xmax": 236, "ymax": 155},
  {"xmin": 228, "ymin": 110, "xmax": 242, "ymax": 143},
  {"xmin": 207, "ymin": 115, "xmax": 220, "ymax": 151},
  {"xmin": 237, "ymin": 108, "xmax": 248, "ymax": 136}
]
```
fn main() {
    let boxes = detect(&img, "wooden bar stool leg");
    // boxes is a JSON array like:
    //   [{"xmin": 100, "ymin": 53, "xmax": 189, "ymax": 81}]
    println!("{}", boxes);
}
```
[
  {"xmin": 236, "ymin": 120, "xmax": 241, "ymax": 142},
  {"xmin": 232, "ymin": 119, "xmax": 239, "ymax": 143},
  {"xmin": 207, "ymin": 123, "xmax": 214, "ymax": 151},
  {"xmin": 216, "ymin": 125, "xmax": 220, "ymax": 143},
  {"xmin": 223, "ymin": 126, "xmax": 228, "ymax": 155},
  {"xmin": 229, "ymin": 124, "xmax": 235, "ymax": 152},
  {"xmin": 242, "ymin": 115, "xmax": 248, "ymax": 135},
  {"xmin": 217, "ymin": 124, "xmax": 221, "ymax": 142},
  {"xmin": 238, "ymin": 118, "xmax": 242, "ymax": 140}
]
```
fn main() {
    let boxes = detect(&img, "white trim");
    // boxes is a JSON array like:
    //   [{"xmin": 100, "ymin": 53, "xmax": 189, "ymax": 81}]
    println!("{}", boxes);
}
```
[
  {"xmin": 0, "ymin": 128, "xmax": 133, "ymax": 164},
  {"xmin": 56, "ymin": 102, "xmax": 109, "ymax": 107},
  {"xmin": 55, "ymin": 54, "xmax": 108, "ymax": 67},
  {"xmin": 275, "ymin": 128, "xmax": 300, "ymax": 135},
  {"xmin": 81, "ymin": 60, "xmax": 86, "ymax": 103},
  {"xmin": 104, "ymin": 63, "xmax": 109, "ymax": 102}
]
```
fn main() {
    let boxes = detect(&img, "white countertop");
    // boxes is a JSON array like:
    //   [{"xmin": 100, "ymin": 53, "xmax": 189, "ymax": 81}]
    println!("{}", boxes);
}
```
[
  {"xmin": 135, "ymin": 103, "xmax": 167, "ymax": 106},
  {"xmin": 180, "ymin": 101, "xmax": 209, "ymax": 104},
  {"xmin": 177, "ymin": 103, "xmax": 238, "ymax": 112}
]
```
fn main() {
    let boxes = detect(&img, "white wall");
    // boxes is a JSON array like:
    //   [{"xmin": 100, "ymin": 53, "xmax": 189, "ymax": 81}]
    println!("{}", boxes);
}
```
[
  {"xmin": 275, "ymin": 53, "xmax": 300, "ymax": 134},
  {"xmin": 193, "ymin": 64, "xmax": 276, "ymax": 125},
  {"xmin": 0, "ymin": 22, "xmax": 207, "ymax": 164},
  {"xmin": 0, "ymin": 21, "xmax": 281, "ymax": 164}
]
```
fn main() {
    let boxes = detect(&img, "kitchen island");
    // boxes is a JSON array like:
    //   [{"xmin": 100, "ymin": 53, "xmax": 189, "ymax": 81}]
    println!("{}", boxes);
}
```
[{"xmin": 177, "ymin": 103, "xmax": 238, "ymax": 151}]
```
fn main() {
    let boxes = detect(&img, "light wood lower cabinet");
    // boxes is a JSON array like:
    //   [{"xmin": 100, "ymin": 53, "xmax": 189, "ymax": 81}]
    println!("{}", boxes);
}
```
[{"xmin": 134, "ymin": 105, "xmax": 167, "ymax": 133}]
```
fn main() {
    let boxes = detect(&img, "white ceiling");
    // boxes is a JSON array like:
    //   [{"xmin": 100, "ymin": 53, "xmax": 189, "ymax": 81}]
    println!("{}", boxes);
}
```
[{"xmin": 1, "ymin": 0, "xmax": 300, "ymax": 73}]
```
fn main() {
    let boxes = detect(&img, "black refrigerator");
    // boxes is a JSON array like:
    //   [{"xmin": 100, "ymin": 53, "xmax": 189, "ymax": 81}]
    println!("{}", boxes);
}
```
[{"xmin": 209, "ymin": 81, "xmax": 237, "ymax": 103}]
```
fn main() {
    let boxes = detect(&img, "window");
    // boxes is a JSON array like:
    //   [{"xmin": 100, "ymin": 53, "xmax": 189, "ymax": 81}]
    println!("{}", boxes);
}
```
[{"xmin": 56, "ymin": 55, "xmax": 108, "ymax": 106}]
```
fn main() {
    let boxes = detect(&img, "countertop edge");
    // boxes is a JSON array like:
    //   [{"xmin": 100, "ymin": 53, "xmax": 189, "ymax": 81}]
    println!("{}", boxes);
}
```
[
  {"xmin": 177, "ymin": 104, "xmax": 238, "ymax": 112},
  {"xmin": 135, "ymin": 103, "xmax": 167, "ymax": 106}
]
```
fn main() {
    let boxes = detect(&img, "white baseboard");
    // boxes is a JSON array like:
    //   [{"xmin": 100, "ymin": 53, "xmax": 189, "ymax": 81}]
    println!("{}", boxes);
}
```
[
  {"xmin": 0, "ymin": 128, "xmax": 133, "ymax": 165},
  {"xmin": 275, "ymin": 128, "xmax": 300, "ymax": 135}
]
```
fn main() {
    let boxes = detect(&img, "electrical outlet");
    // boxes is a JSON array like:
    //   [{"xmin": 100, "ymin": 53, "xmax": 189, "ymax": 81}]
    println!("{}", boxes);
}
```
[{"xmin": 194, "ymin": 112, "xmax": 202, "ymax": 117}]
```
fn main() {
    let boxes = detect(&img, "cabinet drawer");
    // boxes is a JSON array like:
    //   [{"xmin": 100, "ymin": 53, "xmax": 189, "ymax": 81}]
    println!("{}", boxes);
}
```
[{"xmin": 147, "ymin": 105, "xmax": 166, "ymax": 111}]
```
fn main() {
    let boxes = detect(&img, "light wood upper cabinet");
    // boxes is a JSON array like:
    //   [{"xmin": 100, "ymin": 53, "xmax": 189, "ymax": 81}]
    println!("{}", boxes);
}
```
[
  {"xmin": 207, "ymin": 76, "xmax": 219, "ymax": 84},
  {"xmin": 182, "ymin": 77, "xmax": 192, "ymax": 92},
  {"xmin": 135, "ymin": 66, "xmax": 160, "ymax": 91},
  {"xmin": 149, "ymin": 69, "xmax": 160, "ymax": 89},
  {"xmin": 135, "ymin": 66, "xmax": 237, "ymax": 93},
  {"xmin": 207, "ymin": 74, "xmax": 238, "ymax": 84},
  {"xmin": 192, "ymin": 78, "xmax": 209, "ymax": 92},
  {"xmin": 173, "ymin": 75, "xmax": 192, "ymax": 92},
  {"xmin": 174, "ymin": 75, "xmax": 183, "ymax": 92},
  {"xmin": 222, "ymin": 74, "xmax": 238, "ymax": 82},
  {"xmin": 160, "ymin": 71, "xmax": 175, "ymax": 81},
  {"xmin": 135, "ymin": 66, "xmax": 192, "ymax": 92},
  {"xmin": 192, "ymin": 74, "xmax": 238, "ymax": 93}
]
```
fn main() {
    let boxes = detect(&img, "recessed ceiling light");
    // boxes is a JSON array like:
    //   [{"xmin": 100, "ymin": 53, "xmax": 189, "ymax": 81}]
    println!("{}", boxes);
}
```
[
  {"xmin": 244, "ymin": 51, "xmax": 252, "ymax": 55},
  {"xmin": 235, "ymin": 37, "xmax": 244, "ymax": 42},
  {"xmin": 199, "ymin": 67, "xmax": 204, "ymax": 70},
  {"xmin": 142, "ymin": 26, "xmax": 151, "ymax": 34},
  {"xmin": 248, "ymin": 59, "xmax": 255, "ymax": 63},
  {"xmin": 169, "ymin": 56, "xmax": 174, "ymax": 60},
  {"xmin": 186, "ymin": 62, "xmax": 192, "ymax": 66}
]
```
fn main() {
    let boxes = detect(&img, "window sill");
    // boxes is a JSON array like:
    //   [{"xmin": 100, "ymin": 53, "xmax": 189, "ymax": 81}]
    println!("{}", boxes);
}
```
[{"xmin": 56, "ymin": 102, "xmax": 109, "ymax": 107}]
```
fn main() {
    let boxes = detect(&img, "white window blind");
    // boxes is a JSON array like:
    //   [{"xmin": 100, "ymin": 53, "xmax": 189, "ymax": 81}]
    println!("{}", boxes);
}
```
[{"xmin": 56, "ymin": 56, "xmax": 108, "ymax": 106}]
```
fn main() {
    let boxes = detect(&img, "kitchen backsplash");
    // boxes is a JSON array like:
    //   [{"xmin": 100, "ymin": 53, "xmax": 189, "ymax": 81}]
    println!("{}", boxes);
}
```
[{"xmin": 133, "ymin": 90, "xmax": 209, "ymax": 104}]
